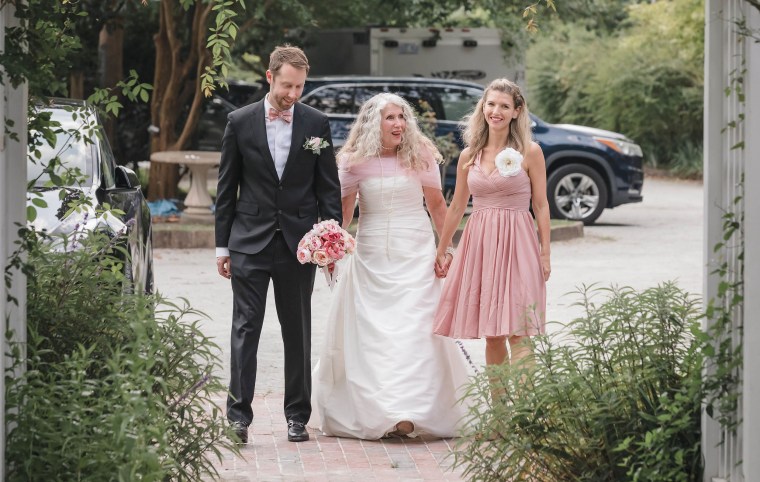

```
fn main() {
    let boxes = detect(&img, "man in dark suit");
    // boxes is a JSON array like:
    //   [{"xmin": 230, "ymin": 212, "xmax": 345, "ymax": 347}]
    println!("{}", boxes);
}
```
[{"xmin": 215, "ymin": 45, "xmax": 342, "ymax": 444}]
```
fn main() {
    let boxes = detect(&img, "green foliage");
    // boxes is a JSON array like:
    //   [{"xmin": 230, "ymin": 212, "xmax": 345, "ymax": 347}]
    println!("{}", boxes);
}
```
[
  {"xmin": 0, "ymin": 0, "xmax": 83, "ymax": 94},
  {"xmin": 20, "ymin": 228, "xmax": 139, "ymax": 366},
  {"xmin": 669, "ymin": 141, "xmax": 703, "ymax": 179},
  {"xmin": 416, "ymin": 100, "xmax": 460, "ymax": 169},
  {"xmin": 4, "ymin": 228, "xmax": 238, "ymax": 480},
  {"xmin": 88, "ymin": 70, "xmax": 154, "ymax": 118},
  {"xmin": 527, "ymin": 0, "xmax": 704, "ymax": 168},
  {"xmin": 526, "ymin": 24, "xmax": 604, "ymax": 125},
  {"xmin": 702, "ymin": 178, "xmax": 744, "ymax": 434},
  {"xmin": 202, "ymin": 0, "xmax": 246, "ymax": 96},
  {"xmin": 455, "ymin": 283, "xmax": 703, "ymax": 481},
  {"xmin": 547, "ymin": 0, "xmax": 647, "ymax": 34}
]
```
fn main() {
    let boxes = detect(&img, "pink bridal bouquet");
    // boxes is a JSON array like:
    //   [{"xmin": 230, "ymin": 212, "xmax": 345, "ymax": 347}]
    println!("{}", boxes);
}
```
[{"xmin": 297, "ymin": 220, "xmax": 356, "ymax": 288}]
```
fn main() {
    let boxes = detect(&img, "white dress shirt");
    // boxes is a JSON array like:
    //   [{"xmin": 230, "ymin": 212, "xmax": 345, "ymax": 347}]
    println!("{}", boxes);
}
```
[
  {"xmin": 264, "ymin": 95, "xmax": 294, "ymax": 179},
  {"xmin": 216, "ymin": 95, "xmax": 294, "ymax": 258}
]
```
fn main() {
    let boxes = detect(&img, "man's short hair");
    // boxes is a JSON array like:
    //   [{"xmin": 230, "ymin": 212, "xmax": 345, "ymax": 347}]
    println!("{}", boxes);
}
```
[{"xmin": 269, "ymin": 45, "xmax": 310, "ymax": 76}]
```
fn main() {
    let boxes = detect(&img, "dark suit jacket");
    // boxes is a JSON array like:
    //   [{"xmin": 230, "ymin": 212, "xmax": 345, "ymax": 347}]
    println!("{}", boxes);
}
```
[{"xmin": 215, "ymin": 100, "xmax": 343, "ymax": 255}]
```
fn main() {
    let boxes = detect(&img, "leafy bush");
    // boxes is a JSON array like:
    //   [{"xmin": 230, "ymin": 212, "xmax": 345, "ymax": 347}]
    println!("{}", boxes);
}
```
[
  {"xmin": 19, "ymin": 228, "xmax": 143, "ymax": 368},
  {"xmin": 527, "ymin": 0, "xmax": 704, "ymax": 169},
  {"xmin": 454, "ymin": 283, "xmax": 703, "ymax": 482},
  {"xmin": 5, "ymin": 228, "xmax": 237, "ymax": 480},
  {"xmin": 668, "ymin": 141, "xmax": 703, "ymax": 179}
]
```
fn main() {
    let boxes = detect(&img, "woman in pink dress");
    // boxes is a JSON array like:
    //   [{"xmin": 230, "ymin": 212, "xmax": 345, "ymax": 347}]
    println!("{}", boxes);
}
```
[{"xmin": 433, "ymin": 78, "xmax": 551, "ymax": 371}]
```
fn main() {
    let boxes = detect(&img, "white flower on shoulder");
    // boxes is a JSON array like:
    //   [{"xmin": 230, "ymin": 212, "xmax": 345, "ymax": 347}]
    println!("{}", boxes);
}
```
[
  {"xmin": 303, "ymin": 136, "xmax": 330, "ymax": 155},
  {"xmin": 494, "ymin": 147, "xmax": 524, "ymax": 177}
]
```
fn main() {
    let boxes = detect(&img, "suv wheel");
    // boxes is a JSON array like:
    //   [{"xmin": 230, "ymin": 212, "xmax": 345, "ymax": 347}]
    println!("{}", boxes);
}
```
[{"xmin": 547, "ymin": 164, "xmax": 608, "ymax": 225}]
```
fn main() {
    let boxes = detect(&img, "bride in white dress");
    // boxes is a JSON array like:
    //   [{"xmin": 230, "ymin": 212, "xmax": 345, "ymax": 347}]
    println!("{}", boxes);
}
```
[{"xmin": 312, "ymin": 93, "xmax": 470, "ymax": 439}]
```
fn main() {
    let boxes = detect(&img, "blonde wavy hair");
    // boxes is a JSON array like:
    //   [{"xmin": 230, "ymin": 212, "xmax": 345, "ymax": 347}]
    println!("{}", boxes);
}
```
[
  {"xmin": 340, "ymin": 93, "xmax": 442, "ymax": 171},
  {"xmin": 462, "ymin": 78, "xmax": 533, "ymax": 169}
]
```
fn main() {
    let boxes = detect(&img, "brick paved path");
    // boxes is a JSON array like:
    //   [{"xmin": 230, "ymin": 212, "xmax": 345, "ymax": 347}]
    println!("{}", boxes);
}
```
[{"xmin": 211, "ymin": 395, "xmax": 465, "ymax": 481}]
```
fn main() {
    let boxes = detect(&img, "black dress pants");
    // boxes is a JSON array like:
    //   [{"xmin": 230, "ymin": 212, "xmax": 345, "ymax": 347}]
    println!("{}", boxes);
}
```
[{"xmin": 226, "ymin": 232, "xmax": 316, "ymax": 426}]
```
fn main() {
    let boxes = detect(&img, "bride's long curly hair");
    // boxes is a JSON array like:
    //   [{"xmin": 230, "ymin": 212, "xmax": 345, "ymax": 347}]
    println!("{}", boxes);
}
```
[
  {"xmin": 462, "ymin": 78, "xmax": 533, "ymax": 169},
  {"xmin": 340, "ymin": 93, "xmax": 442, "ymax": 171}
]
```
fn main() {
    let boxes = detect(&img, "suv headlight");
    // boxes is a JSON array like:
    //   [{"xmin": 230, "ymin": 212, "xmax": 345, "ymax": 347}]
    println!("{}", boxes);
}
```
[{"xmin": 594, "ymin": 136, "xmax": 643, "ymax": 157}]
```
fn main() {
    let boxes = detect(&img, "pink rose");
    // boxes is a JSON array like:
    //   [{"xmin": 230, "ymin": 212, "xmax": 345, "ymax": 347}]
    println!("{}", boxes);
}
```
[
  {"xmin": 296, "ymin": 247, "xmax": 312, "ymax": 264},
  {"xmin": 344, "ymin": 235, "xmax": 356, "ymax": 253},
  {"xmin": 308, "ymin": 236, "xmax": 323, "ymax": 250},
  {"xmin": 312, "ymin": 249, "xmax": 330, "ymax": 267},
  {"xmin": 326, "ymin": 245, "xmax": 345, "ymax": 260},
  {"xmin": 324, "ymin": 221, "xmax": 341, "ymax": 234}
]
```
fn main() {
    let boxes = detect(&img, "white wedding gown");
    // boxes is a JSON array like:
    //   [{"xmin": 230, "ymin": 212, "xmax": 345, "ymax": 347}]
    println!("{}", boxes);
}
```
[{"xmin": 312, "ymin": 171, "xmax": 471, "ymax": 439}]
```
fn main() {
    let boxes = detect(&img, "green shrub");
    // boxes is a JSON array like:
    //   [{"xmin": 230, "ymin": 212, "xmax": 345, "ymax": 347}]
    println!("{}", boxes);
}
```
[
  {"xmin": 527, "ymin": 0, "xmax": 704, "ymax": 170},
  {"xmin": 454, "ymin": 283, "xmax": 703, "ymax": 481},
  {"xmin": 21, "ymin": 228, "xmax": 146, "ymax": 369},
  {"xmin": 668, "ymin": 141, "xmax": 703, "ymax": 179},
  {"xmin": 527, "ymin": 24, "xmax": 603, "ymax": 127},
  {"xmin": 5, "ymin": 228, "xmax": 238, "ymax": 480}
]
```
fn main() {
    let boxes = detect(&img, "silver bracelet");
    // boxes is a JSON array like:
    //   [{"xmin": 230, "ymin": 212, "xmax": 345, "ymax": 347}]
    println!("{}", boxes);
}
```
[{"xmin": 445, "ymin": 246, "xmax": 456, "ymax": 257}]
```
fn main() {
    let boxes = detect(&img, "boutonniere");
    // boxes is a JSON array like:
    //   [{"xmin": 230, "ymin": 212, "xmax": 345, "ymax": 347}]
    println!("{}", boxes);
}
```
[
  {"xmin": 495, "ymin": 147, "xmax": 524, "ymax": 177},
  {"xmin": 303, "ymin": 137, "xmax": 330, "ymax": 155}
]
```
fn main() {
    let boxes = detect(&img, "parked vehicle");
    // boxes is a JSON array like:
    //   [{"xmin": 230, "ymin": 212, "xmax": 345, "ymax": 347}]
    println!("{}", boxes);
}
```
[
  {"xmin": 303, "ymin": 27, "xmax": 521, "ymax": 86},
  {"xmin": 300, "ymin": 77, "xmax": 644, "ymax": 224},
  {"xmin": 27, "ymin": 98, "xmax": 154, "ymax": 293},
  {"xmin": 197, "ymin": 76, "xmax": 644, "ymax": 224}
]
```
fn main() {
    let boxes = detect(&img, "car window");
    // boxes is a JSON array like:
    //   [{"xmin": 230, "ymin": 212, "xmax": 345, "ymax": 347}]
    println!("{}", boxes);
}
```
[
  {"xmin": 437, "ymin": 86, "xmax": 482, "ymax": 121},
  {"xmin": 327, "ymin": 116, "xmax": 354, "ymax": 148},
  {"xmin": 193, "ymin": 96, "xmax": 236, "ymax": 151},
  {"xmin": 98, "ymin": 129, "xmax": 117, "ymax": 189},
  {"xmin": 221, "ymin": 82, "xmax": 264, "ymax": 107},
  {"xmin": 388, "ymin": 85, "xmax": 445, "ymax": 120},
  {"xmin": 354, "ymin": 86, "xmax": 384, "ymax": 109},
  {"xmin": 27, "ymin": 108, "xmax": 95, "ymax": 188},
  {"xmin": 301, "ymin": 86, "xmax": 354, "ymax": 114}
]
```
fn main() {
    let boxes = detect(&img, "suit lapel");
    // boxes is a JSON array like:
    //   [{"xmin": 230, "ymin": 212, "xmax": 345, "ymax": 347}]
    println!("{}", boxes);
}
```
[
  {"xmin": 280, "ymin": 103, "xmax": 305, "ymax": 183},
  {"xmin": 250, "ymin": 101, "xmax": 279, "ymax": 181}
]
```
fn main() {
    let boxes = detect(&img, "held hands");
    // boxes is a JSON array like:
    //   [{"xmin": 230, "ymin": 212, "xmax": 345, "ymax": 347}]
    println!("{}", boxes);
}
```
[
  {"xmin": 217, "ymin": 256, "xmax": 232, "ymax": 279},
  {"xmin": 434, "ymin": 251, "xmax": 453, "ymax": 278}
]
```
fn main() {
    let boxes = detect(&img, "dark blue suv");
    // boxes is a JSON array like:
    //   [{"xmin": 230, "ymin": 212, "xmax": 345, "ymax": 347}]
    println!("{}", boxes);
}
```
[
  {"xmin": 196, "ymin": 77, "xmax": 644, "ymax": 225},
  {"xmin": 300, "ymin": 77, "xmax": 643, "ymax": 225}
]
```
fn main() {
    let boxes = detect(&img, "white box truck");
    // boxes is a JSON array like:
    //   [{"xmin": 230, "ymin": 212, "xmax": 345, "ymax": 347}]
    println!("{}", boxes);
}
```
[{"xmin": 303, "ymin": 27, "xmax": 522, "ymax": 86}]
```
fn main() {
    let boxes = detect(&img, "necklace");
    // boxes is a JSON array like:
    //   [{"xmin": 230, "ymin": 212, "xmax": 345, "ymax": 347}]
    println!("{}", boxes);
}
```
[{"xmin": 378, "ymin": 153, "xmax": 398, "ymax": 258}]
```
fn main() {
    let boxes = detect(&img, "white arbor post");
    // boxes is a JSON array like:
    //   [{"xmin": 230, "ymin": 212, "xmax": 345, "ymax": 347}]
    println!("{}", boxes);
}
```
[
  {"xmin": 740, "ymin": 3, "xmax": 760, "ymax": 479},
  {"xmin": 703, "ymin": 1, "xmax": 760, "ymax": 480},
  {"xmin": 1, "ymin": 3, "xmax": 29, "ymax": 480}
]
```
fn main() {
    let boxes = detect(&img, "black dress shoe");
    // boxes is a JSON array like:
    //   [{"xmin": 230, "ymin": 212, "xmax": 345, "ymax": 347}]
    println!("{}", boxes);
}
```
[
  {"xmin": 230, "ymin": 421, "xmax": 248, "ymax": 444},
  {"xmin": 287, "ymin": 420, "xmax": 309, "ymax": 442}
]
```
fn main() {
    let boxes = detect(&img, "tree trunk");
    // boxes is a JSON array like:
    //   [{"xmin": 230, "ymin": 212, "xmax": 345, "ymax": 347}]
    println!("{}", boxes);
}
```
[
  {"xmin": 147, "ymin": 1, "xmax": 212, "ymax": 201},
  {"xmin": 69, "ymin": 72, "xmax": 84, "ymax": 99},
  {"xmin": 98, "ymin": 16, "xmax": 124, "ymax": 160}
]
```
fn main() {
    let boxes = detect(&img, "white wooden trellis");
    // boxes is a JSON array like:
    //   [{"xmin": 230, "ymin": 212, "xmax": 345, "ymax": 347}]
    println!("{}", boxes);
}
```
[
  {"xmin": 703, "ymin": 1, "xmax": 760, "ymax": 481},
  {"xmin": 1, "ymin": 3, "xmax": 29, "ymax": 480}
]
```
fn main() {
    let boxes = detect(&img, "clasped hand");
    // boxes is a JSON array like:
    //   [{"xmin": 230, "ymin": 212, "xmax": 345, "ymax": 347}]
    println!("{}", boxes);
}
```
[{"xmin": 434, "ymin": 252, "xmax": 453, "ymax": 278}]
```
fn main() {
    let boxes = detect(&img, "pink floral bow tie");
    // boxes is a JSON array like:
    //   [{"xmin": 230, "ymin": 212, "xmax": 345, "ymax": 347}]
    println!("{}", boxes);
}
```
[{"xmin": 268, "ymin": 108, "xmax": 292, "ymax": 123}]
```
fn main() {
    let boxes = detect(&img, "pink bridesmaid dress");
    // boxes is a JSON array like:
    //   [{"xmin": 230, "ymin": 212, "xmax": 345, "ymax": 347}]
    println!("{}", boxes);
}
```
[{"xmin": 434, "ymin": 151, "xmax": 546, "ymax": 339}]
